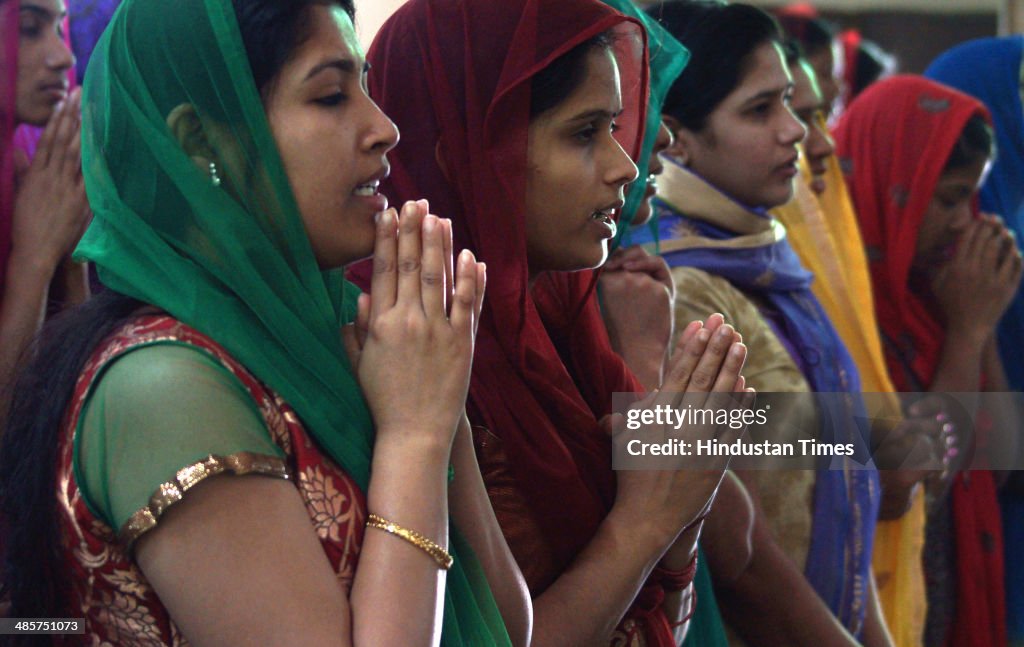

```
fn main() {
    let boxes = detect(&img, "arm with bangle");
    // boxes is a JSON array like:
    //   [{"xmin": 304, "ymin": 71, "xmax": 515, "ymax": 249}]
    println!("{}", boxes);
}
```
[
  {"xmin": 529, "ymin": 316, "xmax": 750, "ymax": 645},
  {"xmin": 349, "ymin": 431, "xmax": 455, "ymax": 645},
  {"xmin": 128, "ymin": 203, "xmax": 489, "ymax": 646},
  {"xmin": 652, "ymin": 518, "xmax": 702, "ymax": 644}
]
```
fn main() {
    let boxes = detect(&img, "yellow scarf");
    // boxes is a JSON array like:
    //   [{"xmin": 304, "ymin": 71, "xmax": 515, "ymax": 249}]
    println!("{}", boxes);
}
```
[{"xmin": 772, "ymin": 144, "xmax": 926, "ymax": 647}]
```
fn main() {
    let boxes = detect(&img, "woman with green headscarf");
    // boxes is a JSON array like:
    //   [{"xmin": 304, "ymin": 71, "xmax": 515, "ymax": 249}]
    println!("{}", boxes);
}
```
[{"xmin": 0, "ymin": 0, "xmax": 532, "ymax": 644}]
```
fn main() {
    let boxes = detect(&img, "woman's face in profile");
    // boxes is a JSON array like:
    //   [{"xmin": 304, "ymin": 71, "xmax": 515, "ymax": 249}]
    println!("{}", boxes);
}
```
[
  {"xmin": 632, "ymin": 120, "xmax": 673, "ymax": 228},
  {"xmin": 807, "ymin": 43, "xmax": 840, "ymax": 113},
  {"xmin": 679, "ymin": 41, "xmax": 807, "ymax": 210},
  {"xmin": 14, "ymin": 0, "xmax": 74, "ymax": 126},
  {"xmin": 263, "ymin": 4, "xmax": 399, "ymax": 269},
  {"xmin": 524, "ymin": 46, "xmax": 638, "ymax": 274},
  {"xmin": 788, "ymin": 59, "xmax": 834, "ymax": 195},
  {"xmin": 915, "ymin": 156, "xmax": 988, "ymax": 271}
]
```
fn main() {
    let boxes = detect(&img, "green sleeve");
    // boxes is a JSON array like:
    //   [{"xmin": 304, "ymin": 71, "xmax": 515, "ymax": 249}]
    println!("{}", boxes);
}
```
[{"xmin": 75, "ymin": 343, "xmax": 286, "ymax": 532}]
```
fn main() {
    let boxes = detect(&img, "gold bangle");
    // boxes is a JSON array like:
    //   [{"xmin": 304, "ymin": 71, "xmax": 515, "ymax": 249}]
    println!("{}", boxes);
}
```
[{"xmin": 366, "ymin": 513, "xmax": 453, "ymax": 570}]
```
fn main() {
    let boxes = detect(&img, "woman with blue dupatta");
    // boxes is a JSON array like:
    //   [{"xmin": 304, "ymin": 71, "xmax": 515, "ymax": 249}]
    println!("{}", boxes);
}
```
[{"xmin": 642, "ymin": 2, "xmax": 887, "ymax": 644}]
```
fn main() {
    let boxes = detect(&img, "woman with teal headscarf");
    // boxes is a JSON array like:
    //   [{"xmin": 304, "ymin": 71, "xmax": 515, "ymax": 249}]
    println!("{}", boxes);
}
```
[
  {"xmin": 594, "ymin": 2, "xmax": 731, "ymax": 645},
  {"xmin": 926, "ymin": 36, "xmax": 1024, "ymax": 646},
  {"xmin": 0, "ymin": 0, "xmax": 531, "ymax": 644}
]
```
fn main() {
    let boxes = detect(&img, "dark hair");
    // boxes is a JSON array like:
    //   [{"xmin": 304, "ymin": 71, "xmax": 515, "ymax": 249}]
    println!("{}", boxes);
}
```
[
  {"xmin": 944, "ymin": 114, "xmax": 995, "ymax": 172},
  {"xmin": 775, "ymin": 13, "xmax": 836, "ymax": 59},
  {"xmin": 234, "ymin": 0, "xmax": 355, "ymax": 99},
  {"xmin": 650, "ymin": 2, "xmax": 784, "ymax": 132},
  {"xmin": 850, "ymin": 39, "xmax": 893, "ymax": 101},
  {"xmin": 0, "ymin": 291, "xmax": 144, "ymax": 634},
  {"xmin": 530, "ymin": 31, "xmax": 615, "ymax": 118},
  {"xmin": 783, "ymin": 39, "xmax": 805, "ymax": 67},
  {"xmin": 0, "ymin": 0, "xmax": 350, "ymax": 631}
]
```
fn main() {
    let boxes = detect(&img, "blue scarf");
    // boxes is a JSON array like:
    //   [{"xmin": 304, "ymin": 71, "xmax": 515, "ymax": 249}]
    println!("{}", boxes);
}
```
[
  {"xmin": 926, "ymin": 37, "xmax": 1024, "ymax": 391},
  {"xmin": 634, "ymin": 157, "xmax": 880, "ymax": 637},
  {"xmin": 70, "ymin": 0, "xmax": 123, "ymax": 85}
]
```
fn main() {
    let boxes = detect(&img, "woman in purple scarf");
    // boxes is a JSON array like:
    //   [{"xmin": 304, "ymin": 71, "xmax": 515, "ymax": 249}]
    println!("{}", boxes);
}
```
[{"xmin": 640, "ymin": 3, "xmax": 887, "ymax": 645}]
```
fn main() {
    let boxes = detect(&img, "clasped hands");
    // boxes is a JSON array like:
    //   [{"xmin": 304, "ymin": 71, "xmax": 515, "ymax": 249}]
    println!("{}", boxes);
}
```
[{"xmin": 341, "ymin": 200, "xmax": 485, "ymax": 452}]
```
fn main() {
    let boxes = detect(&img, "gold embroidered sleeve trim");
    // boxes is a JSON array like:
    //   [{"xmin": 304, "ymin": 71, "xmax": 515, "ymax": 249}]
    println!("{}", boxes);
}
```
[{"xmin": 119, "ymin": 452, "xmax": 290, "ymax": 547}]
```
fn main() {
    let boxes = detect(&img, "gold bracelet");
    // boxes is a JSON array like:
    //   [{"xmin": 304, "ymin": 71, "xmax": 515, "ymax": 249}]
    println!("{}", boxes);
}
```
[{"xmin": 366, "ymin": 513, "xmax": 453, "ymax": 570}]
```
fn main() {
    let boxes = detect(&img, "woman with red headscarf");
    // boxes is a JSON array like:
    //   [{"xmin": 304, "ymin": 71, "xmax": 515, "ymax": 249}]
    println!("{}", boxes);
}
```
[
  {"xmin": 360, "ymin": 0, "xmax": 752, "ymax": 643},
  {"xmin": 836, "ymin": 74, "xmax": 1021, "ymax": 647},
  {"xmin": 0, "ymin": 0, "xmax": 89, "ymax": 414}
]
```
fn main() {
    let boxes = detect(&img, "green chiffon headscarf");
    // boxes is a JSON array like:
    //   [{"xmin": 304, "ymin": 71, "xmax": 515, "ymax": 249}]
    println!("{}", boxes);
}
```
[
  {"xmin": 75, "ymin": 0, "xmax": 509, "ymax": 643},
  {"xmin": 601, "ymin": 0, "xmax": 689, "ymax": 248}
]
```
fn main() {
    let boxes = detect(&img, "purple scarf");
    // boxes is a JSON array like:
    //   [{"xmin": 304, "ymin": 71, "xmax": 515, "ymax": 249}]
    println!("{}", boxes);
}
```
[{"xmin": 633, "ymin": 159, "xmax": 880, "ymax": 637}]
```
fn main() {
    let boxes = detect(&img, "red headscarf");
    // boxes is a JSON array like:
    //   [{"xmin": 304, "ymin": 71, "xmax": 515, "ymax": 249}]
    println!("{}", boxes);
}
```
[
  {"xmin": 834, "ymin": 75, "xmax": 988, "ymax": 390},
  {"xmin": 358, "ymin": 0, "xmax": 648, "ymax": 593},
  {"xmin": 1, "ymin": 0, "xmax": 18, "ymax": 293},
  {"xmin": 835, "ymin": 75, "xmax": 1005, "ymax": 647}
]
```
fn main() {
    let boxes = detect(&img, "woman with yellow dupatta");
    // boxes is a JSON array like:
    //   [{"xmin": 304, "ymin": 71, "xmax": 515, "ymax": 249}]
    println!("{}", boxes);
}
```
[{"xmin": 771, "ymin": 44, "xmax": 935, "ymax": 647}]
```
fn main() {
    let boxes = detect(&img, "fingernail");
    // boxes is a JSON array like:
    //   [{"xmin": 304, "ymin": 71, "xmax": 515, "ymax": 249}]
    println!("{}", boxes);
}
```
[
  {"xmin": 417, "ymin": 199, "xmax": 430, "ymax": 213},
  {"xmin": 697, "ymin": 329, "xmax": 711, "ymax": 342},
  {"xmin": 718, "ymin": 325, "xmax": 732, "ymax": 338},
  {"xmin": 459, "ymin": 249, "xmax": 473, "ymax": 265},
  {"xmin": 380, "ymin": 208, "xmax": 394, "ymax": 227},
  {"xmin": 731, "ymin": 343, "xmax": 746, "ymax": 357},
  {"xmin": 423, "ymin": 215, "xmax": 437, "ymax": 233}
]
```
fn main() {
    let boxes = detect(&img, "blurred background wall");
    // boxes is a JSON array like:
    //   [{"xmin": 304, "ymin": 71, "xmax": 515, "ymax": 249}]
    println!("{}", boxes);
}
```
[
  {"xmin": 354, "ymin": 0, "xmax": 1011, "ymax": 74},
  {"xmin": 749, "ymin": 0, "xmax": 998, "ymax": 73}
]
